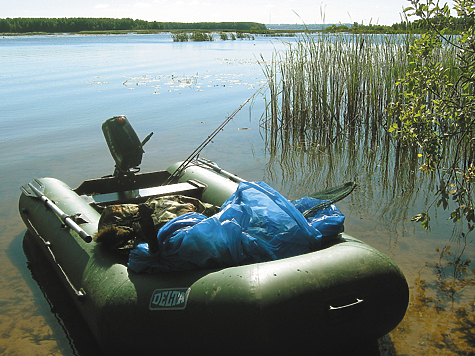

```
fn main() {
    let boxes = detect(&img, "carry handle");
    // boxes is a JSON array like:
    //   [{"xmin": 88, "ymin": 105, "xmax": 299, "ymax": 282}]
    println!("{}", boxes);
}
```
[
  {"xmin": 329, "ymin": 298, "xmax": 364, "ymax": 311},
  {"xmin": 327, "ymin": 297, "xmax": 365, "ymax": 322}
]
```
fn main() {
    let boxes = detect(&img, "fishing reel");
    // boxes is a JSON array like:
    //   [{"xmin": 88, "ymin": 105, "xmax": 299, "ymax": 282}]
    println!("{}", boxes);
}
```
[{"xmin": 102, "ymin": 116, "xmax": 153, "ymax": 182}]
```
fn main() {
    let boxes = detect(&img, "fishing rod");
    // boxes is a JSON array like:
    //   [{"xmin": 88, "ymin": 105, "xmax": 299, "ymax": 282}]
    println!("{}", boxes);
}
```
[{"xmin": 162, "ymin": 84, "xmax": 265, "ymax": 186}]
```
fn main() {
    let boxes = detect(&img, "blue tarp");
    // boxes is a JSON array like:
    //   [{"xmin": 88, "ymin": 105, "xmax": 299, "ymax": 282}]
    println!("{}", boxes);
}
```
[{"xmin": 128, "ymin": 181, "xmax": 345, "ymax": 273}]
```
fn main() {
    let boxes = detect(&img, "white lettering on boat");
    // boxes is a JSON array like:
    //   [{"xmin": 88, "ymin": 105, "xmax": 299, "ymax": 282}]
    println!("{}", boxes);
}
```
[{"xmin": 149, "ymin": 288, "xmax": 190, "ymax": 310}]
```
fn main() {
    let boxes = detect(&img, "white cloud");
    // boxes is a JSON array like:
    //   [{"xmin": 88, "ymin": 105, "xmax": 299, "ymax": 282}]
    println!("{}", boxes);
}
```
[
  {"xmin": 134, "ymin": 2, "xmax": 152, "ymax": 9},
  {"xmin": 95, "ymin": 4, "xmax": 110, "ymax": 9}
]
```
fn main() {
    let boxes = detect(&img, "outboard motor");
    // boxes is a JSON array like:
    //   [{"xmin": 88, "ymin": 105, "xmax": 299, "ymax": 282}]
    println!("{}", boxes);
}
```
[{"xmin": 102, "ymin": 116, "xmax": 153, "ymax": 180}]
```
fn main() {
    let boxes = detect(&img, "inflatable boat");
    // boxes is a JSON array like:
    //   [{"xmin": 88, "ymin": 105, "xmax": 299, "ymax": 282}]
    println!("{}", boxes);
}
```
[{"xmin": 19, "ymin": 117, "xmax": 409, "ymax": 355}]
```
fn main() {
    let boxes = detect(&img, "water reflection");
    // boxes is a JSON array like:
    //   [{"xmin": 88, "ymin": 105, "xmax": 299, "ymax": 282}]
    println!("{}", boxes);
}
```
[
  {"xmin": 260, "ymin": 114, "xmax": 423, "ymax": 226},
  {"xmin": 21, "ymin": 232, "xmax": 102, "ymax": 355}
]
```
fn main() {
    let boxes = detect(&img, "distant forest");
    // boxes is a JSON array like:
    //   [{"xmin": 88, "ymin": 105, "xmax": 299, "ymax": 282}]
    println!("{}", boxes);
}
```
[
  {"xmin": 0, "ymin": 18, "xmax": 267, "ymax": 34},
  {"xmin": 346, "ymin": 15, "xmax": 474, "ymax": 34},
  {"xmin": 1, "ymin": 16, "xmax": 472, "ymax": 35}
]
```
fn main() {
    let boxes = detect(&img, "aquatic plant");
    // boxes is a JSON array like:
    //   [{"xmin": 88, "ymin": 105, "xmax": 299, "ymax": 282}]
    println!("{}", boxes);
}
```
[
  {"xmin": 259, "ymin": 31, "xmax": 462, "ymax": 230},
  {"xmin": 189, "ymin": 31, "xmax": 214, "ymax": 42},
  {"xmin": 172, "ymin": 32, "xmax": 189, "ymax": 42},
  {"xmin": 172, "ymin": 31, "xmax": 214, "ymax": 42},
  {"xmin": 259, "ymin": 33, "xmax": 420, "ymax": 152},
  {"xmin": 236, "ymin": 32, "xmax": 255, "ymax": 40}
]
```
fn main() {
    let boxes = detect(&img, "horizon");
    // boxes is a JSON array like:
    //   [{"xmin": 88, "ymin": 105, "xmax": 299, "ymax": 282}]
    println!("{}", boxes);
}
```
[{"xmin": 0, "ymin": 19, "xmax": 393, "ymax": 26}]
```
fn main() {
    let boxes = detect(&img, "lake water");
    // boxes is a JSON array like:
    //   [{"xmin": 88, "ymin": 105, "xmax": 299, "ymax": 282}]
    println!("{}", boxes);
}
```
[{"xmin": 1, "ymin": 33, "xmax": 473, "ymax": 355}]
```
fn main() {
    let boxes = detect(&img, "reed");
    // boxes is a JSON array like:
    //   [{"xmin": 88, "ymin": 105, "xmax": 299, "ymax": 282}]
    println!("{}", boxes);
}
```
[
  {"xmin": 236, "ymin": 32, "xmax": 255, "ymax": 40},
  {"xmin": 171, "ymin": 32, "xmax": 189, "ymax": 42},
  {"xmin": 190, "ymin": 31, "xmax": 214, "ymax": 42},
  {"xmin": 259, "ymin": 33, "xmax": 459, "ymax": 157},
  {"xmin": 259, "ymin": 32, "xmax": 462, "ymax": 225},
  {"xmin": 172, "ymin": 31, "xmax": 214, "ymax": 42}
]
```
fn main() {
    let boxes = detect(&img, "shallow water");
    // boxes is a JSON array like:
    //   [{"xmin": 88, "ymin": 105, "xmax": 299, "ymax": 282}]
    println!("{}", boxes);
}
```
[{"xmin": 1, "ymin": 33, "xmax": 473, "ymax": 355}]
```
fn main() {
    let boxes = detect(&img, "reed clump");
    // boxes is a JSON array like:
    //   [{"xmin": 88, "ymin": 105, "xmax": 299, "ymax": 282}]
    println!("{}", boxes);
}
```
[
  {"xmin": 236, "ymin": 32, "xmax": 255, "ymax": 40},
  {"xmin": 259, "ymin": 32, "xmax": 461, "ymax": 227},
  {"xmin": 259, "ymin": 33, "xmax": 458, "ymax": 156},
  {"xmin": 219, "ymin": 32, "xmax": 237, "ymax": 40},
  {"xmin": 172, "ymin": 31, "xmax": 214, "ymax": 42}
]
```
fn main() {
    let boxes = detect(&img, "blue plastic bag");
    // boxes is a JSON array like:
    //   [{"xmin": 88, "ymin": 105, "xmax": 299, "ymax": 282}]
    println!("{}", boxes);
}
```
[
  {"xmin": 128, "ymin": 182, "xmax": 345, "ymax": 273},
  {"xmin": 292, "ymin": 197, "xmax": 345, "ymax": 238}
]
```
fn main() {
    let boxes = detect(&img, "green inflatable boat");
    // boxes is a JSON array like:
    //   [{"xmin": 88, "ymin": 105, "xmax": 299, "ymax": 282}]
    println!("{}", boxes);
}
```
[{"xmin": 19, "ymin": 117, "xmax": 409, "ymax": 355}]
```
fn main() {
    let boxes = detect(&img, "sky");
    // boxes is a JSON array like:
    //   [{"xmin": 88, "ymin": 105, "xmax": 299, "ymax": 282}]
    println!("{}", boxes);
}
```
[{"xmin": 0, "ymin": 0, "xmax": 454, "ymax": 25}]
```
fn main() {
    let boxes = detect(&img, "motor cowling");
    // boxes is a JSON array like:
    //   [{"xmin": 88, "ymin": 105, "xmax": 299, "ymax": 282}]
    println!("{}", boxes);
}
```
[{"xmin": 102, "ymin": 116, "xmax": 152, "ymax": 176}]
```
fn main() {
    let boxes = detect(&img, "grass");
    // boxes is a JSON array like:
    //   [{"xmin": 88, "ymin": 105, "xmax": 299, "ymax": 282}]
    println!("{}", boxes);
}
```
[
  {"xmin": 172, "ymin": 31, "xmax": 214, "ymax": 42},
  {"xmin": 258, "ymin": 32, "xmax": 462, "ymax": 222},
  {"xmin": 259, "ymin": 32, "xmax": 459, "ymax": 157},
  {"xmin": 171, "ymin": 31, "xmax": 258, "ymax": 42},
  {"xmin": 260, "ymin": 33, "xmax": 405, "ymax": 153}
]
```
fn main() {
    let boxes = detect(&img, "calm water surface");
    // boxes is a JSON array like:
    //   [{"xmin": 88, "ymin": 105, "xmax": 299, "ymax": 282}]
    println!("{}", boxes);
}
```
[{"xmin": 1, "ymin": 33, "xmax": 473, "ymax": 355}]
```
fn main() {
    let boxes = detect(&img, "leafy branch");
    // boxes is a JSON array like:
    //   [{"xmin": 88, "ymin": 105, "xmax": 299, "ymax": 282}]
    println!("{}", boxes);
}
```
[{"xmin": 390, "ymin": 0, "xmax": 475, "ymax": 236}]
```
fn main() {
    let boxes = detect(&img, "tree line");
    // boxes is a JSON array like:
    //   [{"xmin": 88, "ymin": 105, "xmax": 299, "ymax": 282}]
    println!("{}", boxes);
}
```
[
  {"xmin": 2, "ymin": 17, "xmax": 471, "ymax": 36},
  {"xmin": 323, "ymin": 15, "xmax": 474, "ymax": 34},
  {"xmin": 0, "ymin": 18, "xmax": 267, "ymax": 34}
]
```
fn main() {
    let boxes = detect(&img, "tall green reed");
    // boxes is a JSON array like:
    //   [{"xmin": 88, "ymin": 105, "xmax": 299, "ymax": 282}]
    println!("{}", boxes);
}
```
[
  {"xmin": 259, "ymin": 33, "xmax": 419, "ymax": 155},
  {"xmin": 259, "ymin": 32, "xmax": 461, "ymax": 225},
  {"xmin": 260, "ymin": 33, "xmax": 462, "ymax": 152}
]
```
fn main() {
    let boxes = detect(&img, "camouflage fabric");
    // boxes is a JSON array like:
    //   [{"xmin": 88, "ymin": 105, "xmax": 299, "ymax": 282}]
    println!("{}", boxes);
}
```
[
  {"xmin": 98, "ymin": 204, "xmax": 141, "ymax": 232},
  {"xmin": 95, "ymin": 196, "xmax": 219, "ymax": 252},
  {"xmin": 145, "ymin": 196, "xmax": 218, "ymax": 230},
  {"xmin": 96, "ymin": 204, "xmax": 141, "ymax": 251}
]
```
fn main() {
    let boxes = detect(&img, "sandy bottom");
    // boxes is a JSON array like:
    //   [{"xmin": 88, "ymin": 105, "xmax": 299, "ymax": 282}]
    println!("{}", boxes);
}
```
[{"xmin": 346, "ymin": 212, "xmax": 475, "ymax": 356}]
